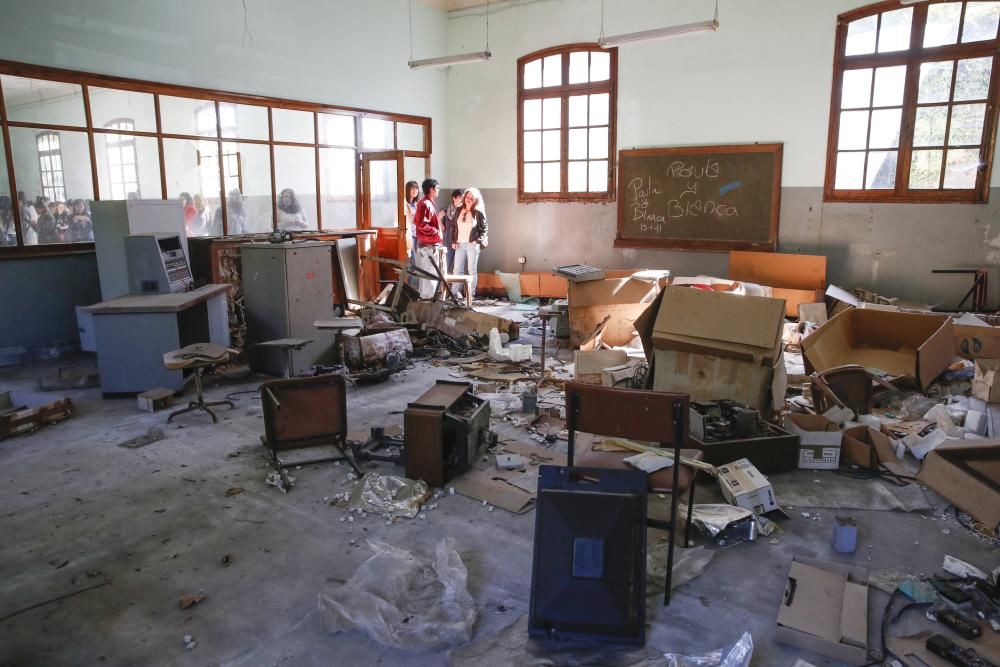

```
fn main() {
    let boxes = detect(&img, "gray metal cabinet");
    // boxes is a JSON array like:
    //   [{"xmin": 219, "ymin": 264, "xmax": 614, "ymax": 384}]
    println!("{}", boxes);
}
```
[{"xmin": 242, "ymin": 242, "xmax": 338, "ymax": 375}]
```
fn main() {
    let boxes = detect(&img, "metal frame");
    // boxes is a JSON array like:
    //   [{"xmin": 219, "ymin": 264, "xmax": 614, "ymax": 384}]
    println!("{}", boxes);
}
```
[{"xmin": 0, "ymin": 59, "xmax": 432, "ymax": 257}]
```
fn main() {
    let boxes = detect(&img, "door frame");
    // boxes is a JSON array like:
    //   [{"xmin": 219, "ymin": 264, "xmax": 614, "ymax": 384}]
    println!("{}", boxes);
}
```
[{"xmin": 359, "ymin": 150, "xmax": 428, "ymax": 262}]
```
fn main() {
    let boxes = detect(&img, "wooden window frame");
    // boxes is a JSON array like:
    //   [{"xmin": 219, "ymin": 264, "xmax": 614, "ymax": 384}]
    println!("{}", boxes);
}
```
[
  {"xmin": 0, "ymin": 59, "xmax": 432, "ymax": 258},
  {"xmin": 825, "ymin": 0, "xmax": 1000, "ymax": 204},
  {"xmin": 103, "ymin": 118, "xmax": 140, "ymax": 199},
  {"xmin": 36, "ymin": 131, "xmax": 66, "ymax": 202},
  {"xmin": 517, "ymin": 43, "xmax": 618, "ymax": 203}
]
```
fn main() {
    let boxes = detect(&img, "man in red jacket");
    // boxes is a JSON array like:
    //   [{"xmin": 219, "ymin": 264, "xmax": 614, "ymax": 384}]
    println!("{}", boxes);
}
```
[{"xmin": 413, "ymin": 178, "xmax": 442, "ymax": 299}]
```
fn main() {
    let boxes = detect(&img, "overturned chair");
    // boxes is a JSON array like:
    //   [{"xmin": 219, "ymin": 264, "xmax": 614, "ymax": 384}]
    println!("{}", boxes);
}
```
[
  {"xmin": 162, "ymin": 343, "xmax": 236, "ymax": 423},
  {"xmin": 259, "ymin": 373, "xmax": 362, "ymax": 474},
  {"xmin": 565, "ymin": 382, "xmax": 702, "ymax": 606}
]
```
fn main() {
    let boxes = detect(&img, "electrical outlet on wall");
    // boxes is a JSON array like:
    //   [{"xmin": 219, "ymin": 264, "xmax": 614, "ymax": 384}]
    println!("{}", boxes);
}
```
[{"xmin": 518, "ymin": 256, "xmax": 527, "ymax": 265}]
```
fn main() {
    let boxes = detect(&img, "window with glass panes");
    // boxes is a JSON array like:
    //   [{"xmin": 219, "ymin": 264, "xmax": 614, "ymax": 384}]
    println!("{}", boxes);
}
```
[
  {"xmin": 36, "ymin": 131, "xmax": 66, "ymax": 202},
  {"xmin": 827, "ymin": 1, "xmax": 1000, "ymax": 202},
  {"xmin": 104, "ymin": 119, "xmax": 140, "ymax": 199},
  {"xmin": 518, "ymin": 45, "xmax": 617, "ymax": 202}
]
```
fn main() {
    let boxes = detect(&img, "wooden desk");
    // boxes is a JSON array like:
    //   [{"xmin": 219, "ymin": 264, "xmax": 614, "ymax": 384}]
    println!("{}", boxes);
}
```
[{"xmin": 85, "ymin": 284, "xmax": 231, "ymax": 394}]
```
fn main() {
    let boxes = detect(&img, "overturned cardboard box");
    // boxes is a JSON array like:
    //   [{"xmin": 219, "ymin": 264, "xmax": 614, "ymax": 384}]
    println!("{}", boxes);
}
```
[
  {"xmin": 776, "ymin": 557, "xmax": 869, "ymax": 665},
  {"xmin": 917, "ymin": 440, "xmax": 1000, "ymax": 534},
  {"xmin": 639, "ymin": 286, "xmax": 786, "ymax": 415},
  {"xmin": 801, "ymin": 308, "xmax": 954, "ymax": 390},
  {"xmin": 405, "ymin": 301, "xmax": 519, "ymax": 341},
  {"xmin": 729, "ymin": 251, "xmax": 826, "ymax": 318},
  {"xmin": 842, "ymin": 424, "xmax": 908, "ymax": 476},
  {"xmin": 567, "ymin": 273, "xmax": 663, "ymax": 348}
]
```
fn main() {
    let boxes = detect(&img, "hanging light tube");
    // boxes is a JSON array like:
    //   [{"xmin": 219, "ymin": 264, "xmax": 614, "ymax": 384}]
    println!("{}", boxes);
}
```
[
  {"xmin": 408, "ymin": 51, "xmax": 492, "ymax": 69},
  {"xmin": 598, "ymin": 18, "xmax": 719, "ymax": 47}
]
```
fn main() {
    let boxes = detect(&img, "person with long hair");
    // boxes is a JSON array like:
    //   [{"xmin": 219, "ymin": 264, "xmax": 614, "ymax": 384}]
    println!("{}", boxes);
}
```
[
  {"xmin": 69, "ymin": 199, "xmax": 93, "ymax": 242},
  {"xmin": 447, "ymin": 187, "xmax": 488, "ymax": 300},
  {"xmin": 403, "ymin": 180, "xmax": 419, "ymax": 260},
  {"xmin": 214, "ymin": 189, "xmax": 246, "ymax": 235},
  {"xmin": 277, "ymin": 188, "xmax": 308, "ymax": 230},
  {"xmin": 192, "ymin": 193, "xmax": 212, "ymax": 236}
]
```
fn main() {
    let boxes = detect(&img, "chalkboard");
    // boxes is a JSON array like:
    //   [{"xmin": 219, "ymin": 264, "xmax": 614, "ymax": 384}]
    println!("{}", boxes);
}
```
[{"xmin": 615, "ymin": 144, "xmax": 782, "ymax": 252}]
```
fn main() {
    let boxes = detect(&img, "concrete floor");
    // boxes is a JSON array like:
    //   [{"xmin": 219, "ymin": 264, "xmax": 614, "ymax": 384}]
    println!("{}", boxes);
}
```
[{"xmin": 1, "ymin": 340, "xmax": 998, "ymax": 666}]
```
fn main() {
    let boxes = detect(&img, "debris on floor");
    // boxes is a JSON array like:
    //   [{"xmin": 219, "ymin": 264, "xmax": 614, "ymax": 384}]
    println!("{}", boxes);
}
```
[
  {"xmin": 116, "ymin": 426, "xmax": 165, "ymax": 449},
  {"xmin": 346, "ymin": 473, "xmax": 430, "ymax": 519},
  {"xmin": 179, "ymin": 593, "xmax": 206, "ymax": 609},
  {"xmin": 317, "ymin": 537, "xmax": 475, "ymax": 650},
  {"xmin": 662, "ymin": 631, "xmax": 753, "ymax": 667},
  {"xmin": 0, "ymin": 388, "xmax": 74, "ymax": 440}
]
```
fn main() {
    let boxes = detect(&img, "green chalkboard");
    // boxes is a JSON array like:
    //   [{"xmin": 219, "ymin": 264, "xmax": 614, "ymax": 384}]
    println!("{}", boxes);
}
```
[{"xmin": 615, "ymin": 143, "xmax": 782, "ymax": 252}]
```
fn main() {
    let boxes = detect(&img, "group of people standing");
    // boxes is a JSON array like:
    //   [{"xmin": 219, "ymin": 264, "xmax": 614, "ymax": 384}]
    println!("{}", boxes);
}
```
[
  {"xmin": 404, "ymin": 179, "xmax": 489, "ymax": 300},
  {"xmin": 0, "ymin": 192, "xmax": 93, "ymax": 246},
  {"xmin": 179, "ymin": 187, "xmax": 307, "ymax": 238}
]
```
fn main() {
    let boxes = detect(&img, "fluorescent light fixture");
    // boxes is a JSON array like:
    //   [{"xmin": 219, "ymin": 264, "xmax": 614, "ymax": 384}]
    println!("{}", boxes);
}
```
[
  {"xmin": 899, "ymin": 0, "xmax": 925, "ymax": 4},
  {"xmin": 598, "ymin": 18, "xmax": 719, "ymax": 46},
  {"xmin": 408, "ymin": 50, "xmax": 492, "ymax": 69}
]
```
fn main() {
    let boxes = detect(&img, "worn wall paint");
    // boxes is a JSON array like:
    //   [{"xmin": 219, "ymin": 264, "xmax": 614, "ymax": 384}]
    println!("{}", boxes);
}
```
[
  {"xmin": 0, "ymin": 255, "xmax": 101, "ymax": 349},
  {"xmin": 477, "ymin": 186, "xmax": 1000, "ymax": 308}
]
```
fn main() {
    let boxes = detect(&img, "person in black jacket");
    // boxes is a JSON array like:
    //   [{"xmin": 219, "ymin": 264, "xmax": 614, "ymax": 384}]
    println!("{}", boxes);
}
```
[{"xmin": 447, "ymin": 187, "xmax": 488, "ymax": 300}]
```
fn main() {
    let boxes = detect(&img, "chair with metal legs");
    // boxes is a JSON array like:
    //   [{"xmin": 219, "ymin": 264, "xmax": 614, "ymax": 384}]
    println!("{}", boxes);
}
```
[
  {"xmin": 162, "ymin": 343, "xmax": 236, "ymax": 424},
  {"xmin": 564, "ymin": 382, "xmax": 702, "ymax": 606}
]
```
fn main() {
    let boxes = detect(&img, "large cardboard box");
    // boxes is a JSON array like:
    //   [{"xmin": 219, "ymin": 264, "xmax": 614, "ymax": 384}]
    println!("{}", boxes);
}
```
[
  {"xmin": 954, "ymin": 322, "xmax": 1000, "ymax": 360},
  {"xmin": 783, "ymin": 414, "xmax": 842, "ymax": 470},
  {"xmin": 801, "ymin": 308, "xmax": 954, "ymax": 390},
  {"xmin": 647, "ymin": 287, "xmax": 786, "ymax": 414},
  {"xmin": 729, "ymin": 251, "xmax": 826, "ymax": 318},
  {"xmin": 573, "ymin": 350, "xmax": 628, "ymax": 385},
  {"xmin": 776, "ymin": 557, "xmax": 869, "ymax": 665},
  {"xmin": 917, "ymin": 440, "xmax": 1000, "ymax": 533},
  {"xmin": 972, "ymin": 358, "xmax": 1000, "ymax": 403},
  {"xmin": 567, "ymin": 275, "xmax": 662, "ymax": 348}
]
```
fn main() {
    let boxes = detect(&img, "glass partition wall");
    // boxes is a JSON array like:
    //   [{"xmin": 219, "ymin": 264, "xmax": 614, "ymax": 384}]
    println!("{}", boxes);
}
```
[{"xmin": 0, "ymin": 61, "xmax": 432, "ymax": 255}]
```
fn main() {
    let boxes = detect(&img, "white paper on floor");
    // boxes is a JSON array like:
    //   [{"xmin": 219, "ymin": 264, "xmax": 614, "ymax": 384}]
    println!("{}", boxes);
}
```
[
  {"xmin": 318, "ymin": 537, "xmax": 476, "ymax": 650},
  {"xmin": 663, "ymin": 631, "xmax": 754, "ymax": 667}
]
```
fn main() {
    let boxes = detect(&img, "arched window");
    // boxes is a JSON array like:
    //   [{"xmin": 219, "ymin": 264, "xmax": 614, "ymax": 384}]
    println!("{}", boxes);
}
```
[
  {"xmin": 517, "ymin": 44, "xmax": 617, "ymax": 202},
  {"xmin": 104, "ymin": 118, "xmax": 140, "ymax": 199},
  {"xmin": 826, "ymin": 1, "xmax": 1000, "ymax": 202},
  {"xmin": 36, "ymin": 131, "xmax": 65, "ymax": 202}
]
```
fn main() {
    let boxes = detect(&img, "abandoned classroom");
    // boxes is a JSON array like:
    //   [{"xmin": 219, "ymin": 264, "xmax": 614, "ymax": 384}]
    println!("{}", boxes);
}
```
[{"xmin": 2, "ymin": 0, "xmax": 1000, "ymax": 665}]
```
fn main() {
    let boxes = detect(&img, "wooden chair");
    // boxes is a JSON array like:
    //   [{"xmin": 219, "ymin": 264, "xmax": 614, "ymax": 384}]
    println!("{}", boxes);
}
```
[{"xmin": 565, "ymin": 382, "xmax": 701, "ymax": 605}]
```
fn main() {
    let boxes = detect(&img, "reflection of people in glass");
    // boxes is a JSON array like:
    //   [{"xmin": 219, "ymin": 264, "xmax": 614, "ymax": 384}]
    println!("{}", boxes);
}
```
[
  {"xmin": 214, "ymin": 189, "xmax": 246, "ymax": 235},
  {"xmin": 192, "ymin": 193, "xmax": 212, "ymax": 236},
  {"xmin": 180, "ymin": 192, "xmax": 197, "ymax": 236},
  {"xmin": 448, "ymin": 187, "xmax": 489, "ymax": 299},
  {"xmin": 53, "ymin": 201, "xmax": 72, "ymax": 243},
  {"xmin": 277, "ymin": 188, "xmax": 307, "ymax": 230},
  {"xmin": 35, "ymin": 196, "xmax": 58, "ymax": 244},
  {"xmin": 17, "ymin": 191, "xmax": 37, "ymax": 244},
  {"xmin": 70, "ymin": 199, "xmax": 93, "ymax": 242},
  {"xmin": 0, "ymin": 196, "xmax": 15, "ymax": 246}
]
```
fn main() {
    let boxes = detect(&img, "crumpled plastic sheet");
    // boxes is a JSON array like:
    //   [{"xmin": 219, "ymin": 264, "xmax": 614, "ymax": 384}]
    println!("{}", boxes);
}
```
[
  {"xmin": 663, "ymin": 632, "xmax": 753, "ymax": 667},
  {"xmin": 681, "ymin": 504, "xmax": 777, "ymax": 543},
  {"xmin": 317, "ymin": 537, "xmax": 476, "ymax": 650},
  {"xmin": 646, "ymin": 544, "xmax": 715, "ymax": 592},
  {"xmin": 347, "ymin": 473, "xmax": 430, "ymax": 519}
]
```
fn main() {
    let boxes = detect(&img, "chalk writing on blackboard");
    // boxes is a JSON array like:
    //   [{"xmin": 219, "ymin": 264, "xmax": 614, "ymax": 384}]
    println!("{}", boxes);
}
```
[{"xmin": 615, "ymin": 144, "xmax": 782, "ymax": 252}]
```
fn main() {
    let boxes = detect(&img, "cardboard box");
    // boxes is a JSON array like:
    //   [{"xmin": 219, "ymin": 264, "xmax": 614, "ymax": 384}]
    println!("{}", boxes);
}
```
[
  {"xmin": 783, "ymin": 414, "xmax": 842, "ymax": 470},
  {"xmin": 917, "ymin": 440, "xmax": 1000, "ymax": 533},
  {"xmin": 841, "ymin": 424, "xmax": 907, "ymax": 476},
  {"xmin": 801, "ymin": 308, "xmax": 954, "ymax": 390},
  {"xmin": 972, "ymin": 358, "xmax": 1000, "ymax": 403},
  {"xmin": 646, "ymin": 287, "xmax": 786, "ymax": 414},
  {"xmin": 137, "ymin": 387, "xmax": 175, "ymax": 412},
  {"xmin": 729, "ymin": 251, "xmax": 826, "ymax": 318},
  {"xmin": 776, "ymin": 557, "xmax": 869, "ymax": 665},
  {"xmin": 717, "ymin": 458, "xmax": 778, "ymax": 514},
  {"xmin": 954, "ymin": 322, "xmax": 1000, "ymax": 360},
  {"xmin": 567, "ymin": 275, "xmax": 662, "ymax": 348},
  {"xmin": 573, "ymin": 350, "xmax": 628, "ymax": 385}
]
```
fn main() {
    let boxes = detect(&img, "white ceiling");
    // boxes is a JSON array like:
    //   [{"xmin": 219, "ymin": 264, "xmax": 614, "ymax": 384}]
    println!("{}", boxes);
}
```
[{"xmin": 420, "ymin": 0, "xmax": 491, "ymax": 11}]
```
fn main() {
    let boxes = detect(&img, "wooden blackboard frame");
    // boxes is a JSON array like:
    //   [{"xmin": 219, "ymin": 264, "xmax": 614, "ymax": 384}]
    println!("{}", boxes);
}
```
[{"xmin": 614, "ymin": 143, "xmax": 783, "ymax": 252}]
